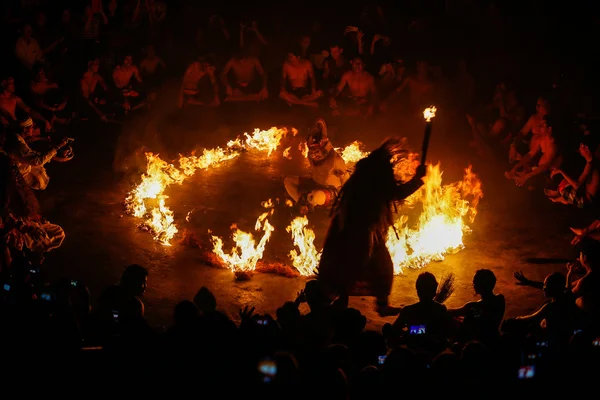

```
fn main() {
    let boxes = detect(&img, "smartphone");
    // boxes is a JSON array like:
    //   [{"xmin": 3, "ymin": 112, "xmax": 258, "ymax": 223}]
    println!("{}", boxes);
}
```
[
  {"xmin": 40, "ymin": 292, "xmax": 54, "ymax": 301},
  {"xmin": 593, "ymin": 338, "xmax": 600, "ymax": 347},
  {"xmin": 518, "ymin": 365, "xmax": 535, "ymax": 379},
  {"xmin": 536, "ymin": 341, "xmax": 549, "ymax": 348},
  {"xmin": 409, "ymin": 325, "xmax": 426, "ymax": 335},
  {"xmin": 257, "ymin": 318, "xmax": 269, "ymax": 326},
  {"xmin": 574, "ymin": 329, "xmax": 583, "ymax": 335},
  {"xmin": 30, "ymin": 265, "xmax": 40, "ymax": 274},
  {"xmin": 70, "ymin": 280, "xmax": 78, "ymax": 287},
  {"xmin": 378, "ymin": 355, "xmax": 386, "ymax": 365},
  {"xmin": 258, "ymin": 358, "xmax": 277, "ymax": 383},
  {"xmin": 112, "ymin": 310, "xmax": 119, "ymax": 322},
  {"xmin": 3, "ymin": 283, "xmax": 10, "ymax": 292}
]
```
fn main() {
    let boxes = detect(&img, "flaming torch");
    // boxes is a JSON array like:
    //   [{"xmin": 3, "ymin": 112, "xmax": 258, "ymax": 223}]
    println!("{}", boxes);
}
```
[{"xmin": 421, "ymin": 106, "xmax": 437, "ymax": 165}]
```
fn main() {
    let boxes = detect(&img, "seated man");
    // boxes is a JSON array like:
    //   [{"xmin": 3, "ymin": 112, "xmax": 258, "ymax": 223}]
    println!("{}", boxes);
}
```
[
  {"xmin": 178, "ymin": 55, "xmax": 220, "ymax": 108},
  {"xmin": 30, "ymin": 64, "xmax": 71, "ymax": 126},
  {"xmin": 279, "ymin": 47, "xmax": 323, "ymax": 108},
  {"xmin": 329, "ymin": 56, "xmax": 377, "ymax": 116},
  {"xmin": 81, "ymin": 58, "xmax": 111, "ymax": 122},
  {"xmin": 220, "ymin": 47, "xmax": 268, "ymax": 102},
  {"xmin": 545, "ymin": 136, "xmax": 600, "ymax": 208},
  {"xmin": 5, "ymin": 117, "xmax": 70, "ymax": 190},
  {"xmin": 284, "ymin": 118, "xmax": 349, "ymax": 214},
  {"xmin": 139, "ymin": 44, "xmax": 167, "ymax": 89},
  {"xmin": 0, "ymin": 77, "xmax": 51, "ymax": 132},
  {"xmin": 505, "ymin": 115, "xmax": 562, "ymax": 188},
  {"xmin": 112, "ymin": 54, "xmax": 149, "ymax": 112}
]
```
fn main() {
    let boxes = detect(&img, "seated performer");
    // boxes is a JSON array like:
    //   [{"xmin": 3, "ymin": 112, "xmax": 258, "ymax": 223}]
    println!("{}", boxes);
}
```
[
  {"xmin": 316, "ymin": 137, "xmax": 426, "ymax": 317},
  {"xmin": 30, "ymin": 64, "xmax": 71, "ymax": 126},
  {"xmin": 80, "ymin": 58, "xmax": 111, "ymax": 122},
  {"xmin": 545, "ymin": 136, "xmax": 600, "ymax": 208},
  {"xmin": 112, "ymin": 54, "xmax": 149, "ymax": 112},
  {"xmin": 221, "ymin": 47, "xmax": 268, "ymax": 102},
  {"xmin": 505, "ymin": 115, "xmax": 562, "ymax": 188},
  {"xmin": 0, "ymin": 150, "xmax": 64, "ymax": 270},
  {"xmin": 178, "ymin": 55, "xmax": 220, "ymax": 108},
  {"xmin": 1, "ymin": 76, "xmax": 52, "ymax": 132},
  {"xmin": 279, "ymin": 47, "xmax": 323, "ymax": 107},
  {"xmin": 4, "ymin": 117, "xmax": 71, "ymax": 190},
  {"xmin": 329, "ymin": 56, "xmax": 377, "ymax": 116},
  {"xmin": 284, "ymin": 118, "xmax": 349, "ymax": 215}
]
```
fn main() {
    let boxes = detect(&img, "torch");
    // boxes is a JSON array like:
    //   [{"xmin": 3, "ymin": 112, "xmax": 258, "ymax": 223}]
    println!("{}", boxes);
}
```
[{"xmin": 421, "ymin": 106, "xmax": 437, "ymax": 165}]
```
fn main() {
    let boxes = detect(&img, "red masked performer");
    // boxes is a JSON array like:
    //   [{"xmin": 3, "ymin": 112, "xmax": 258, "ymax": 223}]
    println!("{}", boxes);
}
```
[{"xmin": 284, "ymin": 118, "xmax": 349, "ymax": 214}]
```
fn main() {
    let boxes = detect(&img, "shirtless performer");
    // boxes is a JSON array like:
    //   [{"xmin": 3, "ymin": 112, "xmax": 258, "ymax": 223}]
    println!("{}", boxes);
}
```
[
  {"xmin": 140, "ymin": 45, "xmax": 166, "ymax": 88},
  {"xmin": 30, "ymin": 64, "xmax": 70, "ymax": 126},
  {"xmin": 395, "ymin": 61, "xmax": 434, "ymax": 113},
  {"xmin": 279, "ymin": 47, "xmax": 323, "ymax": 107},
  {"xmin": 220, "ymin": 47, "xmax": 268, "ymax": 102},
  {"xmin": 545, "ymin": 136, "xmax": 600, "ymax": 208},
  {"xmin": 329, "ymin": 56, "xmax": 377, "ymax": 116},
  {"xmin": 178, "ymin": 56, "xmax": 220, "ymax": 108},
  {"xmin": 113, "ymin": 54, "xmax": 148, "ymax": 112},
  {"xmin": 0, "ymin": 77, "xmax": 51, "ymax": 132},
  {"xmin": 505, "ymin": 115, "xmax": 562, "ymax": 188},
  {"xmin": 81, "ymin": 58, "xmax": 110, "ymax": 122},
  {"xmin": 4, "ymin": 117, "xmax": 70, "ymax": 190},
  {"xmin": 509, "ymin": 96, "xmax": 550, "ymax": 163},
  {"xmin": 284, "ymin": 118, "xmax": 349, "ymax": 215}
]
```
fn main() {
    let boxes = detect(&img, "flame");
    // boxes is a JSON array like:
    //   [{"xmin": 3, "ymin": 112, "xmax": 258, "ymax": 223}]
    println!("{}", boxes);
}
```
[
  {"xmin": 286, "ymin": 216, "xmax": 321, "ymax": 276},
  {"xmin": 385, "ymin": 164, "xmax": 483, "ymax": 274},
  {"xmin": 126, "ymin": 128, "xmax": 291, "ymax": 245},
  {"xmin": 423, "ymin": 106, "xmax": 437, "ymax": 122},
  {"xmin": 283, "ymin": 146, "xmax": 292, "ymax": 159},
  {"xmin": 300, "ymin": 142, "xmax": 309, "ymax": 158},
  {"xmin": 240, "ymin": 127, "xmax": 289, "ymax": 156},
  {"xmin": 335, "ymin": 141, "xmax": 370, "ymax": 164},
  {"xmin": 211, "ymin": 201, "xmax": 275, "ymax": 273}
]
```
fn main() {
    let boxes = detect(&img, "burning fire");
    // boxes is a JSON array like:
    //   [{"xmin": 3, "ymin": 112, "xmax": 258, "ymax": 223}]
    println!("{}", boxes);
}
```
[
  {"xmin": 126, "ymin": 115, "xmax": 483, "ymax": 279},
  {"xmin": 125, "ymin": 127, "xmax": 291, "ymax": 245},
  {"xmin": 423, "ymin": 106, "xmax": 437, "ymax": 122},
  {"xmin": 385, "ymin": 164, "xmax": 483, "ymax": 274},
  {"xmin": 211, "ymin": 200, "xmax": 275, "ymax": 275},
  {"xmin": 286, "ymin": 216, "xmax": 322, "ymax": 276}
]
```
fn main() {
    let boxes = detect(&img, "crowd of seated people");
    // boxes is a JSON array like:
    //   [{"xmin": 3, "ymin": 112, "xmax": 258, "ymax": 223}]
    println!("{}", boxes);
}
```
[{"xmin": 1, "ymin": 0, "xmax": 600, "ymax": 392}]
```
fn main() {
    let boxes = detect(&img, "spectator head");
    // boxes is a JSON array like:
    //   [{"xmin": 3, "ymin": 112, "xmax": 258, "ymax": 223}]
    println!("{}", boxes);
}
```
[
  {"xmin": 287, "ymin": 46, "xmax": 302, "ymax": 63},
  {"xmin": 173, "ymin": 300, "xmax": 198, "ymax": 326},
  {"xmin": 415, "ymin": 272, "xmax": 438, "ymax": 301},
  {"xmin": 473, "ymin": 269, "xmax": 496, "ymax": 295},
  {"xmin": 351, "ymin": 56, "xmax": 365, "ymax": 72},
  {"xmin": 120, "ymin": 264, "xmax": 148, "ymax": 296},
  {"xmin": 22, "ymin": 24, "xmax": 33, "ymax": 39},
  {"xmin": 304, "ymin": 280, "xmax": 330, "ymax": 310},
  {"xmin": 88, "ymin": 58, "xmax": 100, "ymax": 73},
  {"xmin": 276, "ymin": 301, "xmax": 301, "ymax": 330},
  {"xmin": 543, "ymin": 272, "xmax": 566, "ymax": 298},
  {"xmin": 329, "ymin": 42, "xmax": 343, "ymax": 59},
  {"xmin": 1, "ymin": 76, "xmax": 16, "ymax": 94},
  {"xmin": 193, "ymin": 286, "xmax": 217, "ymax": 313},
  {"xmin": 298, "ymin": 34, "xmax": 311, "ymax": 52},
  {"xmin": 577, "ymin": 236, "xmax": 600, "ymax": 269},
  {"xmin": 536, "ymin": 96, "xmax": 551, "ymax": 116}
]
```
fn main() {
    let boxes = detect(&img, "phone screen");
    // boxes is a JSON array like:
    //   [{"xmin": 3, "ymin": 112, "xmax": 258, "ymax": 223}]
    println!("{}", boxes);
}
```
[
  {"xmin": 518, "ymin": 365, "xmax": 535, "ymax": 379},
  {"xmin": 40, "ymin": 292, "xmax": 53, "ymax": 301},
  {"xmin": 378, "ymin": 355, "xmax": 386, "ymax": 365},
  {"xmin": 258, "ymin": 358, "xmax": 277, "ymax": 383},
  {"xmin": 409, "ymin": 325, "xmax": 426, "ymax": 335}
]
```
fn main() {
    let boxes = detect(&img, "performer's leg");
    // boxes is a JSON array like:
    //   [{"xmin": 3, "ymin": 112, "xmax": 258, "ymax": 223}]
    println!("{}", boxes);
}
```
[{"xmin": 284, "ymin": 176, "xmax": 302, "ymax": 202}]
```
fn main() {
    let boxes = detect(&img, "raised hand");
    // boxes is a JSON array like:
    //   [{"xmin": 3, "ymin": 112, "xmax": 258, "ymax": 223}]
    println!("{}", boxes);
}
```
[
  {"xmin": 239, "ymin": 305, "xmax": 255, "ymax": 321},
  {"xmin": 514, "ymin": 271, "xmax": 529, "ymax": 285}
]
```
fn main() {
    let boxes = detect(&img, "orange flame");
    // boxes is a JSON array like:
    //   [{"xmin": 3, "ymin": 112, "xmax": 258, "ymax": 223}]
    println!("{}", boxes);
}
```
[
  {"xmin": 423, "ymin": 106, "xmax": 437, "ymax": 122},
  {"xmin": 211, "ymin": 200, "xmax": 275, "ymax": 273},
  {"xmin": 286, "ymin": 216, "xmax": 321, "ymax": 276}
]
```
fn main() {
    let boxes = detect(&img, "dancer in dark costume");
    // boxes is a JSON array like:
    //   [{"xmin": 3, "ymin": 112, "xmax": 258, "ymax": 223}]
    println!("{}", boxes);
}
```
[{"xmin": 316, "ymin": 137, "xmax": 426, "ymax": 316}]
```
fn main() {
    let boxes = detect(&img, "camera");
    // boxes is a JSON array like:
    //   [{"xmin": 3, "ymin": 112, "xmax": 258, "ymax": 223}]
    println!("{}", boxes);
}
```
[
  {"xmin": 409, "ymin": 325, "xmax": 426, "ymax": 335},
  {"xmin": 378, "ymin": 355, "xmax": 386, "ymax": 365},
  {"xmin": 518, "ymin": 365, "xmax": 535, "ymax": 379},
  {"xmin": 257, "ymin": 318, "xmax": 269, "ymax": 326}
]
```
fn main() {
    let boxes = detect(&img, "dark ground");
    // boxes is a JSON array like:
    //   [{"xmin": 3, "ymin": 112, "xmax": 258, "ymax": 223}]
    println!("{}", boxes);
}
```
[{"xmin": 37, "ymin": 80, "xmax": 593, "ymax": 330}]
